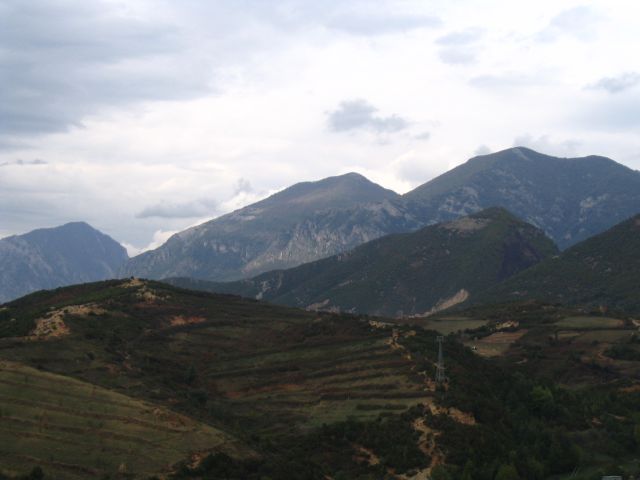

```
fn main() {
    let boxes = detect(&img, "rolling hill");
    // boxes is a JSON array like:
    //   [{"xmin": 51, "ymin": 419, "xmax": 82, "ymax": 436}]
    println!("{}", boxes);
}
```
[
  {"xmin": 0, "ymin": 222, "xmax": 128, "ymax": 303},
  {"xmin": 1, "ymin": 279, "xmax": 639, "ymax": 478},
  {"xmin": 478, "ymin": 212, "xmax": 640, "ymax": 312},
  {"xmin": 171, "ymin": 208, "xmax": 558, "ymax": 317}
]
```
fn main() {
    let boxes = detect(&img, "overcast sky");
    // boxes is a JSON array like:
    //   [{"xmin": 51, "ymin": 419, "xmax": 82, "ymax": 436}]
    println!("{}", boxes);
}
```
[{"xmin": 2, "ymin": 0, "xmax": 639, "ymax": 254}]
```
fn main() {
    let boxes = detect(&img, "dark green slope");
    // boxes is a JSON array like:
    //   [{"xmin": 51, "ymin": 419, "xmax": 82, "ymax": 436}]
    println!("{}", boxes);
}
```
[
  {"xmin": 190, "ymin": 208, "xmax": 557, "ymax": 317},
  {"xmin": 2, "ymin": 279, "xmax": 640, "ymax": 478},
  {"xmin": 404, "ymin": 146, "xmax": 640, "ymax": 249},
  {"xmin": 479, "ymin": 213, "xmax": 640, "ymax": 312}
]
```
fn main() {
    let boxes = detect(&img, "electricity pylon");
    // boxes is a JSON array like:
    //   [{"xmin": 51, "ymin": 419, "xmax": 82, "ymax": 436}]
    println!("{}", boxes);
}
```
[{"xmin": 435, "ymin": 336, "xmax": 446, "ymax": 384}]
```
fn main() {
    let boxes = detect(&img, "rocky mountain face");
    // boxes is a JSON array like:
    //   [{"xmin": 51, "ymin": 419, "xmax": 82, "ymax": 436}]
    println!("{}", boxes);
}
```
[
  {"xmin": 171, "ymin": 208, "xmax": 558, "ymax": 317},
  {"xmin": 404, "ymin": 147, "xmax": 640, "ymax": 249},
  {"xmin": 124, "ymin": 147, "xmax": 640, "ymax": 283},
  {"xmin": 0, "ymin": 222, "xmax": 128, "ymax": 303},
  {"xmin": 478, "ymin": 213, "xmax": 640, "ymax": 313},
  {"xmin": 121, "ymin": 173, "xmax": 422, "ymax": 281}
]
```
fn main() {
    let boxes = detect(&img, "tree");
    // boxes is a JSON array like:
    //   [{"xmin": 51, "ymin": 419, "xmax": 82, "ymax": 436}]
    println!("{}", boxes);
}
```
[{"xmin": 495, "ymin": 464, "xmax": 519, "ymax": 480}]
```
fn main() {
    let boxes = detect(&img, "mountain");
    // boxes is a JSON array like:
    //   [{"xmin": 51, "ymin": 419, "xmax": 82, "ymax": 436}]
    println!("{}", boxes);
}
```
[
  {"xmin": 173, "ymin": 208, "xmax": 558, "ymax": 317},
  {"xmin": 478, "ymin": 213, "xmax": 640, "ymax": 312},
  {"xmin": 1, "ymin": 279, "xmax": 638, "ymax": 478},
  {"xmin": 0, "ymin": 222, "xmax": 128, "ymax": 303},
  {"xmin": 123, "ymin": 148, "xmax": 640, "ymax": 285},
  {"xmin": 121, "ymin": 172, "xmax": 422, "ymax": 281},
  {"xmin": 404, "ymin": 146, "xmax": 640, "ymax": 249}
]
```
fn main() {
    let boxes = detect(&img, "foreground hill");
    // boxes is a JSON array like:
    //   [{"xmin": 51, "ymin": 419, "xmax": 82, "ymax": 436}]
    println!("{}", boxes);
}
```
[
  {"xmin": 405, "ymin": 146, "xmax": 640, "ymax": 249},
  {"xmin": 173, "ymin": 208, "xmax": 557, "ymax": 317},
  {"xmin": 0, "ymin": 222, "xmax": 128, "ymax": 303},
  {"xmin": 479, "ymin": 213, "xmax": 640, "ymax": 312},
  {"xmin": 1, "ymin": 280, "xmax": 639, "ymax": 478},
  {"xmin": 122, "ymin": 147, "xmax": 640, "ymax": 284},
  {"xmin": 121, "ymin": 172, "xmax": 421, "ymax": 281}
]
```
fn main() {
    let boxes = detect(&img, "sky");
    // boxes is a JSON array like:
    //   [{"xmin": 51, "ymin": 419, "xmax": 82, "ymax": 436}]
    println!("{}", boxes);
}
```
[{"xmin": 1, "ymin": 0, "xmax": 640, "ymax": 254}]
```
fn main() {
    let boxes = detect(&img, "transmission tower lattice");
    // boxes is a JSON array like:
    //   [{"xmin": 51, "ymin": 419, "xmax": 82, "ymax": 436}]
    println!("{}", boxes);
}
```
[{"xmin": 435, "ymin": 336, "xmax": 446, "ymax": 384}]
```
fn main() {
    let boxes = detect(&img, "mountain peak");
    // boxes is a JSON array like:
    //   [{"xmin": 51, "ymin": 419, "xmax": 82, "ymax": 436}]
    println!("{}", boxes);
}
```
[{"xmin": 0, "ymin": 222, "xmax": 128, "ymax": 303}]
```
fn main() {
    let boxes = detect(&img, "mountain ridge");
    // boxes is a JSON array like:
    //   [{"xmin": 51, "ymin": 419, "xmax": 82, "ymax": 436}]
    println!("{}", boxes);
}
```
[
  {"xmin": 122, "ymin": 147, "xmax": 640, "ymax": 283},
  {"xmin": 169, "ymin": 207, "xmax": 558, "ymax": 317},
  {"xmin": 0, "ymin": 222, "xmax": 128, "ymax": 303},
  {"xmin": 476, "ymin": 212, "xmax": 640, "ymax": 312}
]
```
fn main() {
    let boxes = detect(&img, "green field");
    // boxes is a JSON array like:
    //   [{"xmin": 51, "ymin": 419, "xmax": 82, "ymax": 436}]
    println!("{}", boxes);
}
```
[
  {"xmin": 0, "ymin": 360, "xmax": 251, "ymax": 479},
  {"xmin": 421, "ymin": 317, "xmax": 488, "ymax": 335},
  {"xmin": 555, "ymin": 316, "xmax": 624, "ymax": 329}
]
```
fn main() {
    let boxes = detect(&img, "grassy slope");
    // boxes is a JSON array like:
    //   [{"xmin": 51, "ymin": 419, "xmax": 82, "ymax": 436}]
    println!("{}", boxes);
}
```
[
  {"xmin": 478, "ymin": 213, "xmax": 640, "ymax": 313},
  {"xmin": 0, "ymin": 360, "xmax": 249, "ymax": 479},
  {"xmin": 0, "ymin": 279, "xmax": 431, "ymax": 478},
  {"xmin": 187, "ymin": 208, "xmax": 558, "ymax": 317},
  {"xmin": 2, "ymin": 280, "xmax": 640, "ymax": 478}
]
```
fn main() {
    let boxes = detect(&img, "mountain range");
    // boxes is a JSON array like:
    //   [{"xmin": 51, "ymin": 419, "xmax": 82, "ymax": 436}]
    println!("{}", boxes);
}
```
[
  {"xmin": 172, "ymin": 208, "xmax": 558, "ymax": 317},
  {"xmin": 122, "ymin": 147, "xmax": 640, "ymax": 283},
  {"xmin": 3, "ymin": 146, "xmax": 640, "ymax": 305},
  {"xmin": 121, "ymin": 172, "xmax": 420, "ymax": 281},
  {"xmin": 0, "ymin": 222, "xmax": 128, "ymax": 303}
]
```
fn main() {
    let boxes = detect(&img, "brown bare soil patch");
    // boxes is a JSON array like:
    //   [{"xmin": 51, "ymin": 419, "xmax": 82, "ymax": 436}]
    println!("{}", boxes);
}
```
[
  {"xmin": 170, "ymin": 315, "xmax": 207, "ymax": 327},
  {"xmin": 27, "ymin": 304, "xmax": 106, "ymax": 340},
  {"xmin": 482, "ymin": 330, "xmax": 528, "ymax": 344},
  {"xmin": 620, "ymin": 384, "xmax": 640, "ymax": 393},
  {"xmin": 353, "ymin": 444, "xmax": 380, "ymax": 466}
]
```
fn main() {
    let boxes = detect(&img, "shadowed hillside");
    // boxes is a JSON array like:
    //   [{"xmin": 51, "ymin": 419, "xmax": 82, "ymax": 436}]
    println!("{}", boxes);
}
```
[{"xmin": 171, "ymin": 208, "xmax": 558, "ymax": 317}]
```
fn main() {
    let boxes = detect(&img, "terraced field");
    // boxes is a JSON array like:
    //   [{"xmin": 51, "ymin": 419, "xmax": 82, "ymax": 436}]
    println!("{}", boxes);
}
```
[
  {"xmin": 0, "ymin": 360, "xmax": 250, "ymax": 479},
  {"xmin": 0, "ymin": 280, "xmax": 434, "ymax": 477}
]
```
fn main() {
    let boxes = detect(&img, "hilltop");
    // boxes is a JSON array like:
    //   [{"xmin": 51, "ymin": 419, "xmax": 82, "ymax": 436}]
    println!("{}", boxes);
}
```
[{"xmin": 478, "ymin": 213, "xmax": 640, "ymax": 312}]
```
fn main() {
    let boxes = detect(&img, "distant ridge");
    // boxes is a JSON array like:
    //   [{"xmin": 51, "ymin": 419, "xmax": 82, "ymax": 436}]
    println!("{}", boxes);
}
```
[
  {"xmin": 404, "ymin": 146, "xmax": 640, "ymax": 249},
  {"xmin": 169, "ymin": 208, "xmax": 558, "ymax": 317},
  {"xmin": 124, "ymin": 147, "xmax": 640, "ymax": 283},
  {"xmin": 121, "ymin": 172, "xmax": 419, "ymax": 281},
  {"xmin": 0, "ymin": 222, "xmax": 128, "ymax": 303}
]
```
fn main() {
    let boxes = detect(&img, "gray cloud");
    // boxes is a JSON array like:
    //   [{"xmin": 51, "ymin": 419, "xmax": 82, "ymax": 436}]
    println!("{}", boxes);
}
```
[
  {"xmin": 326, "ymin": 12, "xmax": 441, "ymax": 35},
  {"xmin": 414, "ymin": 132, "xmax": 431, "ymax": 141},
  {"xmin": 578, "ymin": 96, "xmax": 640, "ymax": 130},
  {"xmin": 435, "ymin": 28, "xmax": 483, "ymax": 65},
  {"xmin": 0, "ymin": 0, "xmax": 212, "ymax": 142},
  {"xmin": 0, "ymin": 1, "xmax": 441, "ymax": 148},
  {"xmin": 469, "ymin": 72, "xmax": 546, "ymax": 89},
  {"xmin": 233, "ymin": 178, "xmax": 253, "ymax": 196},
  {"xmin": 474, "ymin": 145, "xmax": 492, "ymax": 156},
  {"xmin": 327, "ymin": 99, "xmax": 409, "ymax": 133},
  {"xmin": 589, "ymin": 72, "xmax": 640, "ymax": 94},
  {"xmin": 0, "ymin": 159, "xmax": 47, "ymax": 167},
  {"xmin": 537, "ymin": 6, "xmax": 602, "ymax": 42},
  {"xmin": 436, "ymin": 28, "xmax": 484, "ymax": 46},
  {"xmin": 438, "ymin": 48, "xmax": 477, "ymax": 65},
  {"xmin": 513, "ymin": 134, "xmax": 582, "ymax": 157},
  {"xmin": 136, "ymin": 198, "xmax": 218, "ymax": 219}
]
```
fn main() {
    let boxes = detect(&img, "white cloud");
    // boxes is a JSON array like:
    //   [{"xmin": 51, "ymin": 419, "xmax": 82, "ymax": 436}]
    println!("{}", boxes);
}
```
[
  {"xmin": 2, "ymin": 0, "xmax": 640, "ymax": 250},
  {"xmin": 589, "ymin": 72, "xmax": 640, "ymax": 94}
]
